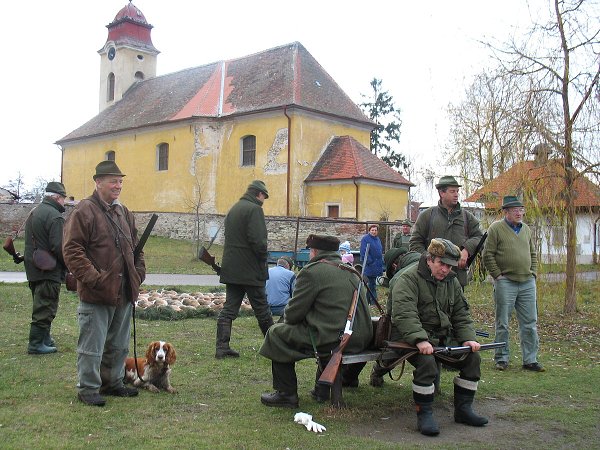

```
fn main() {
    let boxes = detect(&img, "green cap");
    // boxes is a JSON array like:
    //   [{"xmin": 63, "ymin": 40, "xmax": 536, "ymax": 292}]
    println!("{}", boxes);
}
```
[
  {"xmin": 502, "ymin": 195, "xmax": 524, "ymax": 209},
  {"xmin": 248, "ymin": 180, "xmax": 269, "ymax": 198},
  {"xmin": 93, "ymin": 161, "xmax": 126, "ymax": 180},
  {"xmin": 401, "ymin": 219, "xmax": 412, "ymax": 226},
  {"xmin": 279, "ymin": 256, "xmax": 294, "ymax": 269},
  {"xmin": 427, "ymin": 238, "xmax": 460, "ymax": 266},
  {"xmin": 45, "ymin": 181, "xmax": 67, "ymax": 197},
  {"xmin": 435, "ymin": 175, "xmax": 461, "ymax": 189},
  {"xmin": 384, "ymin": 247, "xmax": 407, "ymax": 273}
]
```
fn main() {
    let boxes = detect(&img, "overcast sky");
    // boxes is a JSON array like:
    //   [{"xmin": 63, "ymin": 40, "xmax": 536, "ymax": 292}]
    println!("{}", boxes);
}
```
[{"xmin": 1, "ymin": 0, "xmax": 542, "ymax": 202}]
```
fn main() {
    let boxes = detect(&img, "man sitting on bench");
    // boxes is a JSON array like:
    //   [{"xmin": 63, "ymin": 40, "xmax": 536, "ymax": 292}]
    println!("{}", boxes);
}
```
[
  {"xmin": 259, "ymin": 234, "xmax": 373, "ymax": 408},
  {"xmin": 391, "ymin": 238, "xmax": 488, "ymax": 436}
]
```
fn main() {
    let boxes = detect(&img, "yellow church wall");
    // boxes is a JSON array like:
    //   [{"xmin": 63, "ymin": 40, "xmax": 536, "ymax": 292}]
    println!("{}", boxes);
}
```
[{"xmin": 61, "ymin": 109, "xmax": 389, "ymax": 218}]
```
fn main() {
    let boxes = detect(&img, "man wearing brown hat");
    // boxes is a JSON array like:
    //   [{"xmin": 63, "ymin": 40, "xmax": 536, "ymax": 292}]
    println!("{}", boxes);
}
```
[
  {"xmin": 391, "ymin": 238, "xmax": 488, "ymax": 436},
  {"xmin": 483, "ymin": 196, "xmax": 543, "ymax": 372},
  {"xmin": 24, "ymin": 182, "xmax": 68, "ymax": 354},
  {"xmin": 259, "ymin": 234, "xmax": 373, "ymax": 408},
  {"xmin": 216, "ymin": 180, "xmax": 274, "ymax": 358},
  {"xmin": 63, "ymin": 161, "xmax": 146, "ymax": 406},
  {"xmin": 410, "ymin": 175, "xmax": 483, "ymax": 288}
]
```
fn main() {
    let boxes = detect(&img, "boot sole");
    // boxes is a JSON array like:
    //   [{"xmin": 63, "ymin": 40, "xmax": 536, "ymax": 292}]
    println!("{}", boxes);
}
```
[
  {"xmin": 260, "ymin": 398, "xmax": 299, "ymax": 408},
  {"xmin": 455, "ymin": 416, "xmax": 488, "ymax": 426}
]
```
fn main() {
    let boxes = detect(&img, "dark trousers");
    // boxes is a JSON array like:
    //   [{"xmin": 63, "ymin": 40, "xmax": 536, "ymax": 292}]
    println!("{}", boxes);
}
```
[
  {"xmin": 29, "ymin": 280, "xmax": 60, "ymax": 329},
  {"xmin": 272, "ymin": 361, "xmax": 298, "ymax": 394},
  {"xmin": 408, "ymin": 351, "xmax": 481, "ymax": 387},
  {"xmin": 218, "ymin": 283, "xmax": 271, "ymax": 323}
]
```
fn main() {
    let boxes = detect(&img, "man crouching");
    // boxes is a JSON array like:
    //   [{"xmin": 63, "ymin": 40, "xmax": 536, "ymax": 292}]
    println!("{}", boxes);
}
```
[
  {"xmin": 392, "ymin": 238, "xmax": 488, "ymax": 436},
  {"xmin": 259, "ymin": 234, "xmax": 373, "ymax": 408}
]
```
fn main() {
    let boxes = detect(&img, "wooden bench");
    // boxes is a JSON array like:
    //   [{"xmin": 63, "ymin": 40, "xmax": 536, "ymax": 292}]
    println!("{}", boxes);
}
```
[{"xmin": 323, "ymin": 347, "xmax": 443, "ymax": 408}]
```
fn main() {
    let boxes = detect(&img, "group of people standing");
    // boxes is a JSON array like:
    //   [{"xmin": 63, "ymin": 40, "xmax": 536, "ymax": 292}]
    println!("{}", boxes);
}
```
[{"xmin": 17, "ymin": 166, "xmax": 544, "ymax": 437}]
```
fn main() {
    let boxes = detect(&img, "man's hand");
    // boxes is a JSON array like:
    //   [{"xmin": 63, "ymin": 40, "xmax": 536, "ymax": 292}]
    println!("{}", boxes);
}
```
[
  {"xmin": 458, "ymin": 248, "xmax": 469, "ymax": 269},
  {"xmin": 463, "ymin": 340, "xmax": 481, "ymax": 352},
  {"xmin": 416, "ymin": 341, "xmax": 434, "ymax": 355},
  {"xmin": 13, "ymin": 252, "xmax": 24, "ymax": 264}
]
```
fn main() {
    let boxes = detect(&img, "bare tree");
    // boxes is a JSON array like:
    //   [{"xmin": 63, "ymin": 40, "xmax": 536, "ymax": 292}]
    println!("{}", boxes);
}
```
[{"xmin": 488, "ymin": 0, "xmax": 600, "ymax": 313}]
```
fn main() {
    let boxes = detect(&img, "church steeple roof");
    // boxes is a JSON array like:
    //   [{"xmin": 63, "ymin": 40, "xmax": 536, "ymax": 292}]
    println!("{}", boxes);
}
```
[{"xmin": 103, "ymin": 1, "xmax": 158, "ymax": 53}]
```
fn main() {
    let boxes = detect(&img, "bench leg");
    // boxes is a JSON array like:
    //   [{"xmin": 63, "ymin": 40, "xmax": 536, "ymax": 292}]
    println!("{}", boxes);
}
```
[{"xmin": 329, "ymin": 370, "xmax": 345, "ymax": 408}]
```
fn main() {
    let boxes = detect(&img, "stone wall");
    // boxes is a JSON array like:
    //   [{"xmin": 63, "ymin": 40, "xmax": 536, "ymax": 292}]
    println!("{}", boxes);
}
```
[{"xmin": 0, "ymin": 203, "xmax": 403, "ymax": 251}]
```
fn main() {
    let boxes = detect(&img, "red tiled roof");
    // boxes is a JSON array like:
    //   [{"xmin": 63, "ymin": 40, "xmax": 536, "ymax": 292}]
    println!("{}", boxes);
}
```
[
  {"xmin": 464, "ymin": 159, "xmax": 600, "ymax": 209},
  {"xmin": 57, "ymin": 42, "xmax": 372, "ymax": 144},
  {"xmin": 305, "ymin": 136, "xmax": 413, "ymax": 186}
]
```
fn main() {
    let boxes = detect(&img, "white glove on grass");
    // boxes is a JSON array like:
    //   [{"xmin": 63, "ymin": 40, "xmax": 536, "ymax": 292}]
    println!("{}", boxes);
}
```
[{"xmin": 294, "ymin": 412, "xmax": 326, "ymax": 433}]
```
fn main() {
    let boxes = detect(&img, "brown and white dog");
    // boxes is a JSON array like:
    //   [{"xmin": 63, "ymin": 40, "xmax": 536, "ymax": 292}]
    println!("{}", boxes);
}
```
[{"xmin": 125, "ymin": 341, "xmax": 177, "ymax": 393}]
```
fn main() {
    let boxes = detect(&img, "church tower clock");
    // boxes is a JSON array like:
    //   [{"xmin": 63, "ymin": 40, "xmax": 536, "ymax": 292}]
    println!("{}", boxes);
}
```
[{"xmin": 98, "ymin": 1, "xmax": 159, "ymax": 112}]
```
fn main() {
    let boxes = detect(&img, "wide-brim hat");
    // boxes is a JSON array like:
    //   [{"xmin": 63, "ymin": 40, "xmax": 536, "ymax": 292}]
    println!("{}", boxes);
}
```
[
  {"xmin": 501, "ymin": 195, "xmax": 524, "ymax": 209},
  {"xmin": 45, "ymin": 181, "xmax": 67, "ymax": 197},
  {"xmin": 384, "ymin": 247, "xmax": 407, "ymax": 274},
  {"xmin": 248, "ymin": 180, "xmax": 269, "ymax": 198},
  {"xmin": 435, "ymin": 175, "xmax": 461, "ymax": 189},
  {"xmin": 427, "ymin": 238, "xmax": 460, "ymax": 267},
  {"xmin": 93, "ymin": 161, "xmax": 126, "ymax": 180},
  {"xmin": 306, "ymin": 234, "xmax": 340, "ymax": 251}
]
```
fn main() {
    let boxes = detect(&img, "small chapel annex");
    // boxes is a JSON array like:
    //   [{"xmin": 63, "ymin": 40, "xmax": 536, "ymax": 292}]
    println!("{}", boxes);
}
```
[{"xmin": 57, "ymin": 2, "xmax": 412, "ymax": 221}]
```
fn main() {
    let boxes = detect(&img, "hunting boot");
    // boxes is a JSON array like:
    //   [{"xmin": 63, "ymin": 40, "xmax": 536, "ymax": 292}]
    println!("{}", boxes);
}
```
[
  {"xmin": 369, "ymin": 361, "xmax": 387, "ymax": 387},
  {"xmin": 258, "ymin": 317, "xmax": 274, "ymax": 336},
  {"xmin": 309, "ymin": 361, "xmax": 330, "ymax": 402},
  {"xmin": 28, "ymin": 324, "xmax": 57, "ymax": 354},
  {"xmin": 453, "ymin": 381, "xmax": 488, "ymax": 426},
  {"xmin": 413, "ymin": 389, "xmax": 439, "ymax": 436},
  {"xmin": 43, "ymin": 325, "xmax": 56, "ymax": 348},
  {"xmin": 215, "ymin": 318, "xmax": 239, "ymax": 358}
]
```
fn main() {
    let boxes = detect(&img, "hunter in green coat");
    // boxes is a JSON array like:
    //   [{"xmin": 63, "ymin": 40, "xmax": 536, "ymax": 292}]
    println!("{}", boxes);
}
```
[
  {"xmin": 260, "ymin": 234, "xmax": 373, "ymax": 408},
  {"xmin": 24, "ymin": 182, "xmax": 68, "ymax": 354},
  {"xmin": 391, "ymin": 238, "xmax": 487, "ymax": 437},
  {"xmin": 409, "ymin": 175, "xmax": 483, "ymax": 287},
  {"xmin": 215, "ymin": 180, "xmax": 274, "ymax": 359}
]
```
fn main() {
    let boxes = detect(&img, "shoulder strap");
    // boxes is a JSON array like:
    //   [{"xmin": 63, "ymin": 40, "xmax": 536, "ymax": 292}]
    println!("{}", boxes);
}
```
[{"xmin": 427, "ymin": 207, "xmax": 437, "ymax": 244}]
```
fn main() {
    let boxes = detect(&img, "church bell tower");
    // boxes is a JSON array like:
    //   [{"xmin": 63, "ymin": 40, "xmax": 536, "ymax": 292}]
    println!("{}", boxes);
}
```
[{"xmin": 98, "ymin": 1, "xmax": 159, "ymax": 112}]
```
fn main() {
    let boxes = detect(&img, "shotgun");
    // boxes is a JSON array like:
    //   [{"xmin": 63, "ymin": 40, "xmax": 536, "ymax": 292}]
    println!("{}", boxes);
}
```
[
  {"xmin": 318, "ymin": 244, "xmax": 370, "ymax": 386},
  {"xmin": 385, "ymin": 341, "xmax": 506, "ymax": 355},
  {"xmin": 198, "ymin": 222, "xmax": 224, "ymax": 275},
  {"xmin": 466, "ymin": 232, "xmax": 488, "ymax": 268},
  {"xmin": 134, "ymin": 214, "xmax": 158, "ymax": 260}
]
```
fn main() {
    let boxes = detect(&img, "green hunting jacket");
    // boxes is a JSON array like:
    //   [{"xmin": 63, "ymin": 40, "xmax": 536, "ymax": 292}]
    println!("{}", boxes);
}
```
[
  {"xmin": 219, "ymin": 192, "xmax": 268, "ymax": 286},
  {"xmin": 409, "ymin": 201, "xmax": 483, "ymax": 286},
  {"xmin": 24, "ymin": 197, "xmax": 66, "ymax": 283},
  {"xmin": 259, "ymin": 251, "xmax": 373, "ymax": 363},
  {"xmin": 390, "ymin": 255, "xmax": 476, "ymax": 346}
]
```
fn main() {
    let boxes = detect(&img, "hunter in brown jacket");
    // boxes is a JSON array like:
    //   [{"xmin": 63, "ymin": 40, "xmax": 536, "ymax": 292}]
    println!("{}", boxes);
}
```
[{"xmin": 63, "ymin": 161, "xmax": 145, "ymax": 407}]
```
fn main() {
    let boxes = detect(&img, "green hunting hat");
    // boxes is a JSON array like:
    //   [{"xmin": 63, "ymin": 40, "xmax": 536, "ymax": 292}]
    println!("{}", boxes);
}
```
[
  {"xmin": 401, "ymin": 219, "xmax": 412, "ymax": 226},
  {"xmin": 306, "ymin": 234, "xmax": 340, "ymax": 251},
  {"xmin": 93, "ymin": 161, "xmax": 126, "ymax": 180},
  {"xmin": 384, "ymin": 247, "xmax": 407, "ymax": 272},
  {"xmin": 248, "ymin": 180, "xmax": 269, "ymax": 198},
  {"xmin": 45, "ymin": 181, "xmax": 67, "ymax": 197},
  {"xmin": 501, "ymin": 195, "xmax": 524, "ymax": 209},
  {"xmin": 280, "ymin": 256, "xmax": 294, "ymax": 269},
  {"xmin": 435, "ymin": 175, "xmax": 461, "ymax": 189},
  {"xmin": 427, "ymin": 238, "xmax": 460, "ymax": 267}
]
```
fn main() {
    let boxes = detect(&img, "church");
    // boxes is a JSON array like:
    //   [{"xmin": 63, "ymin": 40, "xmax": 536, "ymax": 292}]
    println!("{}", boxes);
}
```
[{"xmin": 57, "ymin": 2, "xmax": 412, "ymax": 221}]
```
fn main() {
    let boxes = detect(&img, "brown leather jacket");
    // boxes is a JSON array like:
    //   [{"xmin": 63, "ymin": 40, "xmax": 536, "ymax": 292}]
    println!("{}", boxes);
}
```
[{"xmin": 63, "ymin": 190, "xmax": 145, "ymax": 305}]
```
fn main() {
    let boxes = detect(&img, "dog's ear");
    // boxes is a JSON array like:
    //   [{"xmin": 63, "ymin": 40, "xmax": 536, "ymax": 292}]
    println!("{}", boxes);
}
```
[
  {"xmin": 165, "ymin": 343, "xmax": 176, "ymax": 365},
  {"xmin": 146, "ymin": 341, "xmax": 158, "ymax": 361}
]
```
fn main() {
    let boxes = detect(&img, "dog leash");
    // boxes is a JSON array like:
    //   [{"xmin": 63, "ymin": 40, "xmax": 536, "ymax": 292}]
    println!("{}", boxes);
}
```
[{"xmin": 131, "ymin": 303, "xmax": 148, "ymax": 383}]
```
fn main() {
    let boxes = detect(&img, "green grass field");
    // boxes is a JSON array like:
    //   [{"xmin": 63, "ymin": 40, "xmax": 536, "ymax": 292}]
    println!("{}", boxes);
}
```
[{"xmin": 1, "ymin": 278, "xmax": 599, "ymax": 449}]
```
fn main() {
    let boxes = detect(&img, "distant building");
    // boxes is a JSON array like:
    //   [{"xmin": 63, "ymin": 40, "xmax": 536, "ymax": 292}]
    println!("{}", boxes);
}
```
[{"xmin": 57, "ymin": 2, "xmax": 412, "ymax": 221}]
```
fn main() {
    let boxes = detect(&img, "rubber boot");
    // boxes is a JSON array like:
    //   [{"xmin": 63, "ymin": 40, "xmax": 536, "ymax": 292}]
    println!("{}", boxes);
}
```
[
  {"xmin": 369, "ymin": 361, "xmax": 387, "ymax": 387},
  {"xmin": 454, "ymin": 384, "xmax": 488, "ymax": 426},
  {"xmin": 413, "ymin": 391, "xmax": 439, "ymax": 436},
  {"xmin": 28, "ymin": 324, "xmax": 57, "ymax": 354},
  {"xmin": 258, "ymin": 317, "xmax": 274, "ymax": 336},
  {"xmin": 43, "ymin": 326, "xmax": 56, "ymax": 348},
  {"xmin": 215, "ymin": 318, "xmax": 239, "ymax": 358},
  {"xmin": 310, "ymin": 362, "xmax": 330, "ymax": 402}
]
